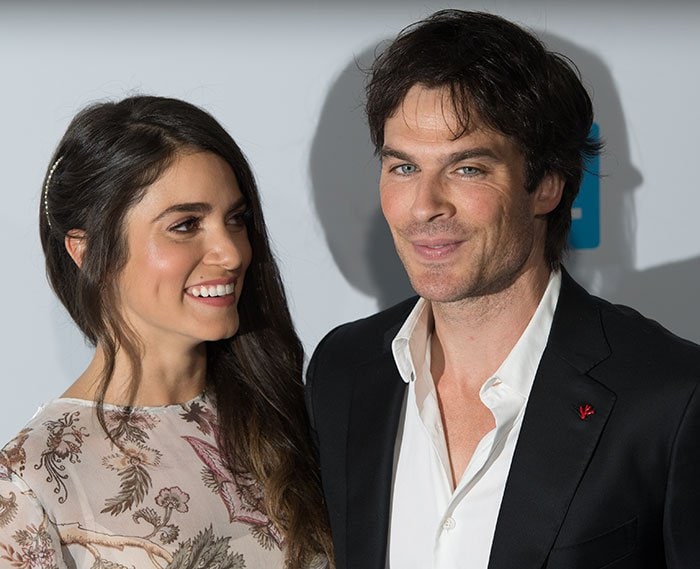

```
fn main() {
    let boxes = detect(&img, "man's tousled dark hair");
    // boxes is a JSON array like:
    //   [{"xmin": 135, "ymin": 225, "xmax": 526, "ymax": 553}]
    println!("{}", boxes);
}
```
[
  {"xmin": 40, "ymin": 95, "xmax": 333, "ymax": 569},
  {"xmin": 366, "ymin": 10, "xmax": 603, "ymax": 267}
]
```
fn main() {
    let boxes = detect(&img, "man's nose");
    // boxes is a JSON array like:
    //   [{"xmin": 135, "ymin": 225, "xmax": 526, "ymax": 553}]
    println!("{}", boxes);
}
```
[{"xmin": 409, "ymin": 172, "xmax": 456, "ymax": 222}]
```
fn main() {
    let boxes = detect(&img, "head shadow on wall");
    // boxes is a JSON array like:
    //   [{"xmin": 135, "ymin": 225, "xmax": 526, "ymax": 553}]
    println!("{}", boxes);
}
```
[
  {"xmin": 544, "ymin": 31, "xmax": 700, "ymax": 343},
  {"xmin": 309, "ymin": 43, "xmax": 413, "ymax": 310},
  {"xmin": 539, "ymin": 32, "xmax": 641, "ymax": 289}
]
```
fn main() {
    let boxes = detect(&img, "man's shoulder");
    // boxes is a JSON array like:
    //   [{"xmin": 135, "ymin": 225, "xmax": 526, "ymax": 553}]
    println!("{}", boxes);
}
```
[
  {"xmin": 560, "ymin": 269, "xmax": 700, "ymax": 361},
  {"xmin": 559, "ymin": 274, "xmax": 700, "ymax": 393},
  {"xmin": 599, "ymin": 296, "xmax": 700, "ymax": 368},
  {"xmin": 310, "ymin": 296, "xmax": 419, "ymax": 372},
  {"xmin": 547, "ymin": 270, "xmax": 700, "ymax": 400}
]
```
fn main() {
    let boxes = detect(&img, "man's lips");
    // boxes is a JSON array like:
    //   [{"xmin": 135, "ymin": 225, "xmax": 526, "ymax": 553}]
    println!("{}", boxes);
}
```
[{"xmin": 410, "ymin": 238, "xmax": 463, "ymax": 260}]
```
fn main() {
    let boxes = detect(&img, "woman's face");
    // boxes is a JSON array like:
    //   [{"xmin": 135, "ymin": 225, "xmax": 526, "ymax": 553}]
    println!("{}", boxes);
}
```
[{"xmin": 116, "ymin": 151, "xmax": 252, "ymax": 351}]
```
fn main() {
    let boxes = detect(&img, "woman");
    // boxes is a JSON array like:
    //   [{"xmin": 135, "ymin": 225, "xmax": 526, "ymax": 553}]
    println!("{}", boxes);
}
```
[{"xmin": 0, "ymin": 96, "xmax": 332, "ymax": 568}]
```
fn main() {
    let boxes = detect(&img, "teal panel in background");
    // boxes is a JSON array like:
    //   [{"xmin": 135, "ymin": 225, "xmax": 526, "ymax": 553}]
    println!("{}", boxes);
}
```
[{"xmin": 569, "ymin": 122, "xmax": 600, "ymax": 249}]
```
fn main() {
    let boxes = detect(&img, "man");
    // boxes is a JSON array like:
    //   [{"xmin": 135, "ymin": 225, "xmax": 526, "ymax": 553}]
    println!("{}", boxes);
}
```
[{"xmin": 306, "ymin": 10, "xmax": 700, "ymax": 569}]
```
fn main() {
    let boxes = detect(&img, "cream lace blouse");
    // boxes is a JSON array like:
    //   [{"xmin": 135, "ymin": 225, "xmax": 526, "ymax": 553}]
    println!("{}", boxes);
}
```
[{"xmin": 0, "ymin": 392, "xmax": 287, "ymax": 568}]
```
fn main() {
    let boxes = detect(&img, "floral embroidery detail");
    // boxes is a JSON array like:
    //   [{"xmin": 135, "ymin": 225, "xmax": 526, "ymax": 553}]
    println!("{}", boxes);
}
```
[
  {"xmin": 133, "ymin": 486, "xmax": 190, "ymax": 545},
  {"xmin": 235, "ymin": 472, "xmax": 282, "ymax": 550},
  {"xmin": 155, "ymin": 487, "xmax": 190, "ymax": 514},
  {"xmin": 105, "ymin": 409, "xmax": 159, "ymax": 445},
  {"xmin": 158, "ymin": 524, "xmax": 179, "ymax": 546},
  {"xmin": 57, "ymin": 522, "xmax": 172, "ymax": 566},
  {"xmin": 133, "ymin": 505, "xmax": 180, "ymax": 545},
  {"xmin": 102, "ymin": 443, "xmax": 162, "ymax": 516},
  {"xmin": 0, "ymin": 516, "xmax": 58, "ymax": 568},
  {"xmin": 165, "ymin": 525, "xmax": 245, "ymax": 569},
  {"xmin": 100, "ymin": 408, "xmax": 164, "ymax": 516},
  {"xmin": 183, "ymin": 435, "xmax": 282, "ymax": 549},
  {"xmin": 34, "ymin": 412, "xmax": 88, "ymax": 504},
  {"xmin": 103, "ymin": 443, "xmax": 161, "ymax": 472},
  {"xmin": 0, "ymin": 492, "xmax": 18, "ymax": 528},
  {"xmin": 91, "ymin": 561, "xmax": 129, "ymax": 569},
  {"xmin": 0, "ymin": 429, "xmax": 32, "ymax": 479},
  {"xmin": 180, "ymin": 399, "xmax": 217, "ymax": 436}
]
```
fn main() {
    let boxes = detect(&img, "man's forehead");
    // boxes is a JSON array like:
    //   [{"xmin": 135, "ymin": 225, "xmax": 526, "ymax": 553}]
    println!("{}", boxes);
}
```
[
  {"xmin": 382, "ymin": 84, "xmax": 525, "ymax": 164},
  {"xmin": 388, "ymin": 84, "xmax": 484, "ymax": 139}
]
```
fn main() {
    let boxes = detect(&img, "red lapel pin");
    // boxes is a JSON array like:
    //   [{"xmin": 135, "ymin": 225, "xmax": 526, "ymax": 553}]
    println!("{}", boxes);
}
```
[{"xmin": 578, "ymin": 404, "xmax": 595, "ymax": 420}]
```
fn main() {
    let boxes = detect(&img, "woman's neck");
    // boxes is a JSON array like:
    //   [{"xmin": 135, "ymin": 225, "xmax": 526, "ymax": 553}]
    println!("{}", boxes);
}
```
[{"xmin": 63, "ymin": 342, "xmax": 208, "ymax": 407}]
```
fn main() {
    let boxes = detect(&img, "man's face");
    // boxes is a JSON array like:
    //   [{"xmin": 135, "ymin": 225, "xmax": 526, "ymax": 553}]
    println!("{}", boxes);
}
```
[{"xmin": 379, "ymin": 85, "xmax": 562, "ymax": 304}]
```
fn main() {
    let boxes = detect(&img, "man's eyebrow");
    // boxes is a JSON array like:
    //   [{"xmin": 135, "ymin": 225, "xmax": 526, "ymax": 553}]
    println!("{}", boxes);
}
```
[
  {"xmin": 380, "ymin": 146, "xmax": 502, "ymax": 164},
  {"xmin": 380, "ymin": 147, "xmax": 413, "ymax": 162},
  {"xmin": 152, "ymin": 196, "xmax": 247, "ymax": 223},
  {"xmin": 445, "ymin": 148, "xmax": 501, "ymax": 163}
]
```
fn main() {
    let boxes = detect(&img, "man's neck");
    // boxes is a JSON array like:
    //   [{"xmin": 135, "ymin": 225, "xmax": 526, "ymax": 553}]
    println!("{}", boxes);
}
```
[{"xmin": 430, "ymin": 265, "xmax": 552, "ymax": 392}]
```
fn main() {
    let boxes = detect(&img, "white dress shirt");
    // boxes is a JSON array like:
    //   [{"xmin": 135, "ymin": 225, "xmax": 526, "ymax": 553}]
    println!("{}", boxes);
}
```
[{"xmin": 387, "ymin": 271, "xmax": 561, "ymax": 569}]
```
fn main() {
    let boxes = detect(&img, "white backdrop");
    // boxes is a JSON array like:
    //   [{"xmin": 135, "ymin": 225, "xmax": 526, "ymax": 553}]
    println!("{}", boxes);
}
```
[{"xmin": 1, "ymin": 1, "xmax": 699, "ymax": 443}]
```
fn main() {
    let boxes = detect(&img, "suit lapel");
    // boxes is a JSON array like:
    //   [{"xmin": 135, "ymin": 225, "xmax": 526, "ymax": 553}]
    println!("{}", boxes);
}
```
[
  {"xmin": 488, "ymin": 271, "xmax": 616, "ymax": 569},
  {"xmin": 345, "ymin": 339, "xmax": 407, "ymax": 569}
]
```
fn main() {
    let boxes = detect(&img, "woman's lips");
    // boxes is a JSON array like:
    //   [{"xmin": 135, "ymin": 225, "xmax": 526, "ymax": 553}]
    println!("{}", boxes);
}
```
[
  {"xmin": 184, "ymin": 278, "xmax": 238, "ymax": 306},
  {"xmin": 187, "ymin": 282, "xmax": 235, "ymax": 298}
]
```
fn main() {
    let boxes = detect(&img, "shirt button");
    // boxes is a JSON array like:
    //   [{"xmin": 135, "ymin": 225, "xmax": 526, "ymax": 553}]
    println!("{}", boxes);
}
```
[{"xmin": 442, "ymin": 517, "xmax": 456, "ymax": 531}]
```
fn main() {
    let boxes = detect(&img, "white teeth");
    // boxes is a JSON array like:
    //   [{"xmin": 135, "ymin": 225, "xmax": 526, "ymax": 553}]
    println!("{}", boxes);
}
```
[{"xmin": 188, "ymin": 283, "xmax": 236, "ymax": 298}]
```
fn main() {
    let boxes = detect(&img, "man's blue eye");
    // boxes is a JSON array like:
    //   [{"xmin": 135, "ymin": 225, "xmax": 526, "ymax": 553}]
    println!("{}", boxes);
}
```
[{"xmin": 395, "ymin": 164, "xmax": 417, "ymax": 175}]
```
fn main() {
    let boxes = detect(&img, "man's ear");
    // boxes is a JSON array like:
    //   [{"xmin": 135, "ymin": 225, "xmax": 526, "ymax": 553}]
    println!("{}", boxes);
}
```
[
  {"xmin": 65, "ymin": 229, "xmax": 87, "ymax": 268},
  {"xmin": 534, "ymin": 172, "xmax": 565, "ymax": 216}
]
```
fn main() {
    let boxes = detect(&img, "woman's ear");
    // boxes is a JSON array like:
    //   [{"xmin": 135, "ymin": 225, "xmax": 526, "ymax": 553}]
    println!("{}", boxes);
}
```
[{"xmin": 65, "ymin": 229, "xmax": 87, "ymax": 268}]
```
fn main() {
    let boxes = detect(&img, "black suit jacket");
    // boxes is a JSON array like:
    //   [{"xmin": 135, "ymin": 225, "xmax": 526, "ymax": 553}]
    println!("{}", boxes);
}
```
[{"xmin": 306, "ymin": 270, "xmax": 700, "ymax": 569}]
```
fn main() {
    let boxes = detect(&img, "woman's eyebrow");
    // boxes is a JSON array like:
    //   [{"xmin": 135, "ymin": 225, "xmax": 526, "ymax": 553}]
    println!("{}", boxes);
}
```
[
  {"xmin": 152, "ymin": 202, "xmax": 211, "ymax": 223},
  {"xmin": 152, "ymin": 196, "xmax": 247, "ymax": 222},
  {"xmin": 227, "ymin": 196, "xmax": 248, "ymax": 211}
]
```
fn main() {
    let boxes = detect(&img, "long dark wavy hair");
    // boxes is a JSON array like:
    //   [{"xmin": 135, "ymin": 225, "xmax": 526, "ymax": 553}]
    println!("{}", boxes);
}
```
[
  {"xmin": 366, "ymin": 10, "xmax": 603, "ymax": 268},
  {"xmin": 39, "ymin": 95, "xmax": 333, "ymax": 568}
]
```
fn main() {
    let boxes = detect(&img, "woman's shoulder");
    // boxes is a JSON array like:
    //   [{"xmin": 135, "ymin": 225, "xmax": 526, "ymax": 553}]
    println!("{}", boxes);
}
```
[
  {"xmin": 1, "ymin": 399, "xmax": 95, "ymax": 480},
  {"xmin": 0, "ymin": 393, "xmax": 217, "ymax": 533},
  {"xmin": 0, "ymin": 392, "xmax": 221, "ymax": 489},
  {"xmin": 0, "ymin": 393, "xmax": 290, "ymax": 568}
]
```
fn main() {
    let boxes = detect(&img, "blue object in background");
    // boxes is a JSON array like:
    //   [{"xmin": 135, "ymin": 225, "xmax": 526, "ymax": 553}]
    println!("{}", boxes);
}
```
[{"xmin": 569, "ymin": 123, "xmax": 600, "ymax": 249}]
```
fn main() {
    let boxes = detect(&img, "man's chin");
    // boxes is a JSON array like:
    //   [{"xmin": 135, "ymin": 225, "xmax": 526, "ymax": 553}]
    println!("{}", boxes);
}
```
[{"xmin": 407, "ymin": 276, "xmax": 467, "ymax": 304}]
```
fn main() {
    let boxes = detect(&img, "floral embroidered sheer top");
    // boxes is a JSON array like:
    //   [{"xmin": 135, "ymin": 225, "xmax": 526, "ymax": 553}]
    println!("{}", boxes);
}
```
[{"xmin": 0, "ymin": 392, "xmax": 287, "ymax": 569}]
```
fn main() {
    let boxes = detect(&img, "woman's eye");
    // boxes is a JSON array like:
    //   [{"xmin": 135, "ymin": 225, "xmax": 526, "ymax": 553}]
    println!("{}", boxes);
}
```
[
  {"xmin": 169, "ymin": 217, "xmax": 200, "ymax": 233},
  {"xmin": 227, "ymin": 209, "xmax": 251, "ymax": 230},
  {"xmin": 391, "ymin": 164, "xmax": 417, "ymax": 175}
]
